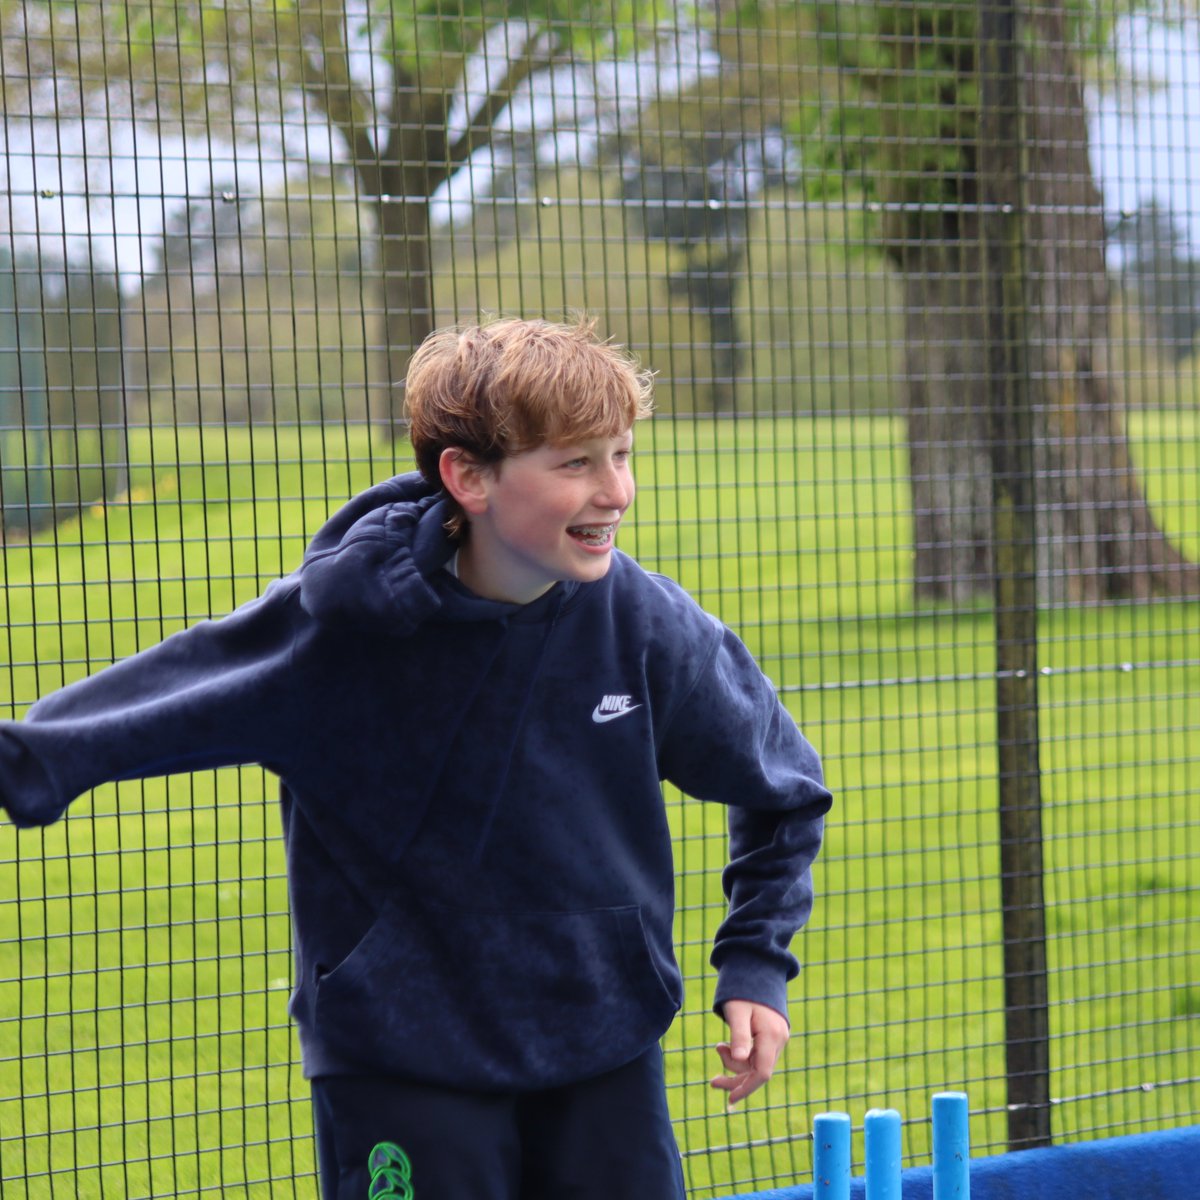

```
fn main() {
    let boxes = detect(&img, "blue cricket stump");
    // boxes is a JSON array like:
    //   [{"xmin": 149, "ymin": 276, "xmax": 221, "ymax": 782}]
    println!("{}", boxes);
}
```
[
  {"xmin": 931, "ymin": 1092, "xmax": 970, "ymax": 1200},
  {"xmin": 812, "ymin": 1111, "xmax": 851, "ymax": 1198},
  {"xmin": 810, "ymin": 1091, "xmax": 972, "ymax": 1198},
  {"xmin": 864, "ymin": 1108, "xmax": 902, "ymax": 1200}
]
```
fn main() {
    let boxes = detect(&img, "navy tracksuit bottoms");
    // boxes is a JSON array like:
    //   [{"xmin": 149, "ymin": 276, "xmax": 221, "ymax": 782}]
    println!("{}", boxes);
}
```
[{"xmin": 311, "ymin": 1045, "xmax": 687, "ymax": 1199}]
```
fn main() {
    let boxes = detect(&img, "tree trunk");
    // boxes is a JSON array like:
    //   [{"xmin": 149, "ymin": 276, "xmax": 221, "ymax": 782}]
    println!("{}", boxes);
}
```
[
  {"xmin": 376, "ymin": 196, "xmax": 434, "ymax": 436},
  {"xmin": 360, "ymin": 89, "xmax": 443, "ymax": 440},
  {"xmin": 900, "ymin": 8, "xmax": 1199, "ymax": 603},
  {"xmin": 901, "ymin": 241, "xmax": 995, "ymax": 602}
]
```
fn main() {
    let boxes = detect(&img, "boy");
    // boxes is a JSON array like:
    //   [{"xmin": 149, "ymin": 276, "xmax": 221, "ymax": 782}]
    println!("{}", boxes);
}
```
[{"xmin": 0, "ymin": 318, "xmax": 830, "ymax": 1199}]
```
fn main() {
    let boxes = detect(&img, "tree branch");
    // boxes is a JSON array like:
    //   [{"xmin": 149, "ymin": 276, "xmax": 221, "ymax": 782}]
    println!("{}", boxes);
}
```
[
  {"xmin": 441, "ymin": 24, "xmax": 561, "ymax": 174},
  {"xmin": 294, "ymin": 0, "xmax": 387, "ymax": 198}
]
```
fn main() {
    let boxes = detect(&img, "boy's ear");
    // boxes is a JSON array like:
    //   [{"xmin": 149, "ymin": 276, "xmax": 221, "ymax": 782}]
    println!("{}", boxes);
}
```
[{"xmin": 439, "ymin": 447, "xmax": 492, "ymax": 515}]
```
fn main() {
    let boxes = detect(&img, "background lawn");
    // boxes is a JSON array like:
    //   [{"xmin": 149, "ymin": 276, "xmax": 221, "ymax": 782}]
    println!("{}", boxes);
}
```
[{"xmin": 1, "ymin": 412, "xmax": 1198, "ymax": 1198}]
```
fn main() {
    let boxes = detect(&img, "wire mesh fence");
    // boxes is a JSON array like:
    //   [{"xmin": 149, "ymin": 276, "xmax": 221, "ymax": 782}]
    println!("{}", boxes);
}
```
[{"xmin": 1, "ymin": 0, "xmax": 1198, "ymax": 1196}]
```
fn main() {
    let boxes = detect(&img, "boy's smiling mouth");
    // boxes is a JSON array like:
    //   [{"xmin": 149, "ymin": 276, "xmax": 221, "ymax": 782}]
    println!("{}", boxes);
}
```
[{"xmin": 567, "ymin": 523, "xmax": 618, "ymax": 547}]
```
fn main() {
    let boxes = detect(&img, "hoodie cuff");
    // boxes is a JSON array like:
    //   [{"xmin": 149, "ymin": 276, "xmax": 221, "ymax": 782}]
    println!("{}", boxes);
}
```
[
  {"xmin": 0, "ymin": 727, "xmax": 68, "ymax": 828},
  {"xmin": 712, "ymin": 951, "xmax": 791, "ymax": 1026}
]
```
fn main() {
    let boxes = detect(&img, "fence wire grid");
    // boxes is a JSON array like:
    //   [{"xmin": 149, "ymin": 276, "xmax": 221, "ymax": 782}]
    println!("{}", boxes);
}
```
[{"xmin": 1, "ymin": 0, "xmax": 1199, "ymax": 1196}]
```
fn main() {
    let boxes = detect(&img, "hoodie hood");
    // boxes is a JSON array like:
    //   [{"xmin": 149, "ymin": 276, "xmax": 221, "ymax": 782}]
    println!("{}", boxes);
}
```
[
  {"xmin": 297, "ymin": 470, "xmax": 577, "ymax": 632},
  {"xmin": 298, "ymin": 472, "xmax": 453, "ymax": 634}
]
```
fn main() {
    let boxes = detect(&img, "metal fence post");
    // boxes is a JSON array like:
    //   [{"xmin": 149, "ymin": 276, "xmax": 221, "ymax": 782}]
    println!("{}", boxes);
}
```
[{"xmin": 976, "ymin": 0, "xmax": 1053, "ymax": 1151}]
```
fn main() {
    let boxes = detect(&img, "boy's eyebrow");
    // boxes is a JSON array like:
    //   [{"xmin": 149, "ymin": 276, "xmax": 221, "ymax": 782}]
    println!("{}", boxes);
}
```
[{"xmin": 547, "ymin": 432, "xmax": 634, "ymax": 451}]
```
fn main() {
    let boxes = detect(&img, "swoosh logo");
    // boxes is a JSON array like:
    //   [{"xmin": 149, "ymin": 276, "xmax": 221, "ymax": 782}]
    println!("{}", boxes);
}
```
[{"xmin": 591, "ymin": 703, "xmax": 642, "ymax": 724}]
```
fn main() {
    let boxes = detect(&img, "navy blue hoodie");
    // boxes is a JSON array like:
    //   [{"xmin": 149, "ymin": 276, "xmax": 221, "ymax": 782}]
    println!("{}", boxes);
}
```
[{"xmin": 0, "ymin": 473, "xmax": 830, "ymax": 1091}]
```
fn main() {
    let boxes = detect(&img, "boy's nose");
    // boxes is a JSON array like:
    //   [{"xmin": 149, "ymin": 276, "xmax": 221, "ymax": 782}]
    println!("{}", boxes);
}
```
[{"xmin": 594, "ymin": 463, "xmax": 634, "ymax": 512}]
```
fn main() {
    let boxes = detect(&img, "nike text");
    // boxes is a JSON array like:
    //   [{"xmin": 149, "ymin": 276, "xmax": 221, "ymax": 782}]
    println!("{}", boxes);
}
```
[{"xmin": 591, "ymin": 694, "xmax": 642, "ymax": 724}]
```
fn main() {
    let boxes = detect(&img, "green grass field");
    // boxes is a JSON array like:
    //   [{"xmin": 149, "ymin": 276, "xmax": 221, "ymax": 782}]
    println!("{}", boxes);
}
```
[{"xmin": 1, "ymin": 414, "xmax": 1198, "ymax": 1198}]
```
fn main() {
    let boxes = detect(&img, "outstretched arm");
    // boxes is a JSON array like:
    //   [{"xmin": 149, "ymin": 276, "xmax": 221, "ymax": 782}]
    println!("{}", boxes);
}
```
[{"xmin": 0, "ymin": 579, "xmax": 302, "ymax": 828}]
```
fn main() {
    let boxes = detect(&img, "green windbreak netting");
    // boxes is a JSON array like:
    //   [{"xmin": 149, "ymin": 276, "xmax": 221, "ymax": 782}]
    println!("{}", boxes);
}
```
[{"xmin": 1, "ymin": 2, "xmax": 1198, "ymax": 1196}]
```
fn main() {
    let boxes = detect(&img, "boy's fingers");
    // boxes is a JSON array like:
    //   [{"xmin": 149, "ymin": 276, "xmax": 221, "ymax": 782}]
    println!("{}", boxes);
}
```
[
  {"xmin": 710, "ymin": 1000, "xmax": 791, "ymax": 1105},
  {"xmin": 710, "ymin": 1040, "xmax": 749, "ymax": 1090},
  {"xmin": 713, "ymin": 1041, "xmax": 740, "ymax": 1074},
  {"xmin": 710, "ymin": 1059, "xmax": 765, "ymax": 1105},
  {"xmin": 711, "ymin": 1056, "xmax": 777, "ymax": 1104},
  {"xmin": 726, "ymin": 1004, "xmax": 754, "ymax": 1062},
  {"xmin": 755, "ymin": 1029, "xmax": 786, "ymax": 1078}
]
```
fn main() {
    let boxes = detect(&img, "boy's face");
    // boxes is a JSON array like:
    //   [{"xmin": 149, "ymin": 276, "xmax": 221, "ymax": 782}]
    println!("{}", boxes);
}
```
[{"xmin": 453, "ymin": 429, "xmax": 635, "ymax": 605}]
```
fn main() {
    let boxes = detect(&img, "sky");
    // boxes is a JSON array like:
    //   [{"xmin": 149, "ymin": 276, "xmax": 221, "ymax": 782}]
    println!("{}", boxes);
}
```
[{"xmin": 1090, "ymin": 14, "xmax": 1200, "ymax": 256}]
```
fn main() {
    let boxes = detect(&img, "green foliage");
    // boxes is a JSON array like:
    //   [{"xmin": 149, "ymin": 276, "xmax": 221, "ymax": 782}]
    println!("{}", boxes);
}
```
[
  {"xmin": 806, "ymin": 0, "xmax": 980, "ymax": 238},
  {"xmin": 799, "ymin": 0, "xmax": 1149, "ymax": 249},
  {"xmin": 17, "ymin": 0, "xmax": 678, "ymax": 118}
]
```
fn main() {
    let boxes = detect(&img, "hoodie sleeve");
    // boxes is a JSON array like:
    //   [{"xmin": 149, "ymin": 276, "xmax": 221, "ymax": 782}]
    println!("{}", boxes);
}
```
[
  {"xmin": 657, "ymin": 623, "xmax": 831, "ymax": 1025},
  {"xmin": 0, "ymin": 578, "xmax": 303, "ymax": 829}
]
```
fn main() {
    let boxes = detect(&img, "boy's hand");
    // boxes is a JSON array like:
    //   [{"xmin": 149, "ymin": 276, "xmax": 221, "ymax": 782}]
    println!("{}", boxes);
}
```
[{"xmin": 711, "ymin": 999, "xmax": 790, "ymax": 1106}]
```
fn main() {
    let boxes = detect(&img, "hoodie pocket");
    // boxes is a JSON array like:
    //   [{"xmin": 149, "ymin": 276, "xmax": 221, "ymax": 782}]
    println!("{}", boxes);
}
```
[{"xmin": 311, "ymin": 899, "xmax": 680, "ymax": 1090}]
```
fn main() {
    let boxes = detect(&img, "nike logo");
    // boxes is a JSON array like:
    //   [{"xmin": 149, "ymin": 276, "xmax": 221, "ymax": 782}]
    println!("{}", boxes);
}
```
[{"xmin": 591, "ymin": 694, "xmax": 642, "ymax": 723}]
